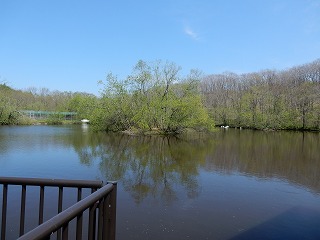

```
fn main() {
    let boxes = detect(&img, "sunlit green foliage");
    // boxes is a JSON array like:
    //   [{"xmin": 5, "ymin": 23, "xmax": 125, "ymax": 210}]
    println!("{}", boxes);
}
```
[
  {"xmin": 1, "ymin": 58, "xmax": 319, "ymax": 131},
  {"xmin": 67, "ymin": 93, "xmax": 98, "ymax": 120},
  {"xmin": 93, "ymin": 60, "xmax": 214, "ymax": 133},
  {"xmin": 201, "ymin": 59, "xmax": 320, "ymax": 130},
  {"xmin": 0, "ymin": 84, "xmax": 20, "ymax": 125}
]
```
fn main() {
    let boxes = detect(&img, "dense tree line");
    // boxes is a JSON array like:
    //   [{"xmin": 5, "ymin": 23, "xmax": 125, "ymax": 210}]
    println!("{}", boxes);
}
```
[
  {"xmin": 0, "ymin": 84, "xmax": 20, "ymax": 124},
  {"xmin": 93, "ymin": 60, "xmax": 214, "ymax": 133},
  {"xmin": 200, "ymin": 59, "xmax": 320, "ymax": 130},
  {"xmin": 0, "ymin": 83, "xmax": 97, "ymax": 124},
  {"xmin": 1, "ymin": 59, "xmax": 320, "ymax": 131}
]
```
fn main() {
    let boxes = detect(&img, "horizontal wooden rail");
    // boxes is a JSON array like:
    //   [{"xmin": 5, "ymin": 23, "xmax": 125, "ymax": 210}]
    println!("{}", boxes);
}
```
[
  {"xmin": 0, "ymin": 177, "xmax": 117, "ymax": 240},
  {"xmin": 0, "ymin": 176, "xmax": 103, "ymax": 188},
  {"xmin": 17, "ymin": 183, "xmax": 116, "ymax": 240}
]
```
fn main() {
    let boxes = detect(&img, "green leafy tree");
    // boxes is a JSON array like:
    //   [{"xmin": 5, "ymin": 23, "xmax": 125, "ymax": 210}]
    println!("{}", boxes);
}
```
[
  {"xmin": 0, "ymin": 84, "xmax": 20, "ymax": 125},
  {"xmin": 68, "ymin": 93, "xmax": 98, "ymax": 120},
  {"xmin": 92, "ymin": 60, "xmax": 214, "ymax": 133}
]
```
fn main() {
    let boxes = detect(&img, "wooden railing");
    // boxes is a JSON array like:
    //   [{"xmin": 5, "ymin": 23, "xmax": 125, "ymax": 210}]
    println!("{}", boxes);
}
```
[{"xmin": 0, "ymin": 177, "xmax": 117, "ymax": 240}]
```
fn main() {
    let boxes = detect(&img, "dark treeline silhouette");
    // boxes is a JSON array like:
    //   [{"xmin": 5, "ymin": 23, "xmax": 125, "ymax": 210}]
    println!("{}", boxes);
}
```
[{"xmin": 200, "ymin": 59, "xmax": 320, "ymax": 130}]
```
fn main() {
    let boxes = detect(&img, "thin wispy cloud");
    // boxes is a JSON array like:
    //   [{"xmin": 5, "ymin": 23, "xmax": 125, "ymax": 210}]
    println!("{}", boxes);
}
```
[{"xmin": 184, "ymin": 26, "xmax": 199, "ymax": 41}]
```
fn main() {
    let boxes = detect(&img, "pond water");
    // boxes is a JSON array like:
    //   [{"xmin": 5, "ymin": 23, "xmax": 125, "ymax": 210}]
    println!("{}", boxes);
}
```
[{"xmin": 0, "ymin": 125, "xmax": 320, "ymax": 239}]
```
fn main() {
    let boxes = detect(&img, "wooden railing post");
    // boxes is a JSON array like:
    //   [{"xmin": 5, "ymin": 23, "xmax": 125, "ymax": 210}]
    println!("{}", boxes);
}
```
[
  {"xmin": 19, "ymin": 185, "xmax": 27, "ymax": 236},
  {"xmin": 105, "ymin": 181, "xmax": 117, "ymax": 240},
  {"xmin": 0, "ymin": 177, "xmax": 115, "ymax": 240},
  {"xmin": 1, "ymin": 184, "xmax": 8, "ymax": 240}
]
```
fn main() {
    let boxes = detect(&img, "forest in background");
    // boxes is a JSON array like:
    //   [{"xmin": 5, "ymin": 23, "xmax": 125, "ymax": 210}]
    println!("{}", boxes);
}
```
[
  {"xmin": 0, "ymin": 58, "xmax": 319, "ymax": 131},
  {"xmin": 0, "ymin": 83, "xmax": 97, "ymax": 125},
  {"xmin": 201, "ymin": 59, "xmax": 320, "ymax": 130}
]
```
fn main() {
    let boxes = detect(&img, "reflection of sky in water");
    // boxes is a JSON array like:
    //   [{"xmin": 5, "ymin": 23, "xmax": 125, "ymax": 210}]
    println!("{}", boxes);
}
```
[
  {"xmin": 1, "ymin": 125, "xmax": 320, "ymax": 239},
  {"xmin": 0, "ymin": 125, "xmax": 102, "ymax": 180},
  {"xmin": 189, "ymin": 172, "xmax": 320, "ymax": 239}
]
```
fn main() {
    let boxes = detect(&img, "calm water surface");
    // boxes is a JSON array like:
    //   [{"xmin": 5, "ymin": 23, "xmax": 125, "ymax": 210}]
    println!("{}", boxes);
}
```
[{"xmin": 0, "ymin": 125, "xmax": 320, "ymax": 239}]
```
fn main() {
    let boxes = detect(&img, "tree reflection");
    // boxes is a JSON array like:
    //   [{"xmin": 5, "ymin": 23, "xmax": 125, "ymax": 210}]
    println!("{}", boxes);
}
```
[
  {"xmin": 95, "ymin": 134, "xmax": 213, "ymax": 204},
  {"xmin": 204, "ymin": 129, "xmax": 320, "ymax": 194},
  {"xmin": 67, "ymin": 126, "xmax": 214, "ymax": 204},
  {"xmin": 70, "ymin": 127, "xmax": 320, "ymax": 203}
]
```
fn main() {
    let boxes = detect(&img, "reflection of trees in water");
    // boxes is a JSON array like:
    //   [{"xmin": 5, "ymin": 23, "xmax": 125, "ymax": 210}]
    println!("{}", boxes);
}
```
[
  {"xmin": 71, "ymin": 127, "xmax": 320, "ymax": 201},
  {"xmin": 97, "ymin": 134, "xmax": 213, "ymax": 204},
  {"xmin": 205, "ymin": 130, "xmax": 320, "ymax": 194},
  {"xmin": 70, "ymin": 128, "xmax": 215, "ymax": 204}
]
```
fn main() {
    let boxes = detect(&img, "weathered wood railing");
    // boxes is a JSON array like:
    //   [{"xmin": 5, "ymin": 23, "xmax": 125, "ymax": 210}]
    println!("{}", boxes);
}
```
[{"xmin": 0, "ymin": 177, "xmax": 117, "ymax": 240}]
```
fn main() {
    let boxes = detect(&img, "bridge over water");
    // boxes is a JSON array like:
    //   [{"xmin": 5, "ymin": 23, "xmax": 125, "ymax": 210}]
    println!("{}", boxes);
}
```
[{"xmin": 19, "ymin": 110, "xmax": 77, "ymax": 120}]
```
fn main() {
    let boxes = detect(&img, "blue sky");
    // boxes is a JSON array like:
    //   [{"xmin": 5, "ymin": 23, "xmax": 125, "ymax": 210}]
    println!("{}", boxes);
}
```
[{"xmin": 0, "ymin": 0, "xmax": 319, "ymax": 95}]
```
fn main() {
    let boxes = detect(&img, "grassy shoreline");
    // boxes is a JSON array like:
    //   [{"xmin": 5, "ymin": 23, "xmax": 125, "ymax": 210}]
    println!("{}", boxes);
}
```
[{"xmin": 4, "ymin": 118, "xmax": 320, "ymax": 133}]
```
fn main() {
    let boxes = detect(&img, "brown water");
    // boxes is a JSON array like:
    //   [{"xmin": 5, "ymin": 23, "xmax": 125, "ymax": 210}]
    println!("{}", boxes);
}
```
[{"xmin": 0, "ymin": 125, "xmax": 320, "ymax": 239}]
